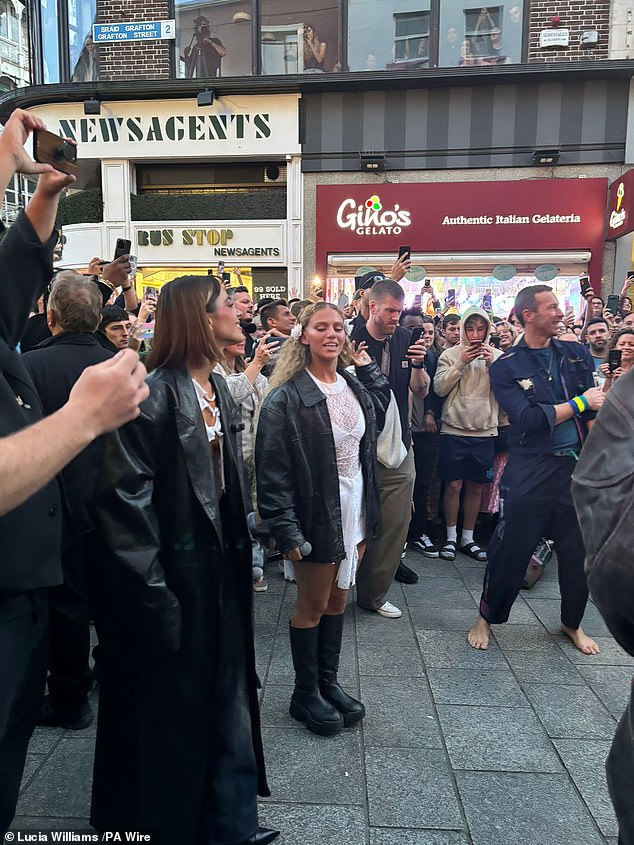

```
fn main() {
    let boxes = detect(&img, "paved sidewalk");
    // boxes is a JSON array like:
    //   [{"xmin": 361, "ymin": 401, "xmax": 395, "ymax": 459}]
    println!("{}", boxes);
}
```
[{"xmin": 13, "ymin": 549, "xmax": 632, "ymax": 844}]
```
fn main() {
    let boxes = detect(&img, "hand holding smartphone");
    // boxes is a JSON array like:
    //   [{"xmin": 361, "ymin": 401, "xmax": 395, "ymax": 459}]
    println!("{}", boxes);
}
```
[{"xmin": 33, "ymin": 129, "xmax": 78, "ymax": 175}]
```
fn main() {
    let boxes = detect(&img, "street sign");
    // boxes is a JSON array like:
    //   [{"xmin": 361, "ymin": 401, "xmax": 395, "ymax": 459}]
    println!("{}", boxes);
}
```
[{"xmin": 92, "ymin": 20, "xmax": 176, "ymax": 44}]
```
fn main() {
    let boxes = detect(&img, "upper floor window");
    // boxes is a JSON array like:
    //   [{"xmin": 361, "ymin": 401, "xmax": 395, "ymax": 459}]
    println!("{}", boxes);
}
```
[
  {"xmin": 0, "ymin": 0, "xmax": 19, "ymax": 42},
  {"xmin": 347, "ymin": 0, "xmax": 431, "ymax": 72},
  {"xmin": 260, "ymin": 0, "xmax": 339, "ymax": 74},
  {"xmin": 175, "ymin": 1, "xmax": 252, "ymax": 78},
  {"xmin": 438, "ymin": 2, "xmax": 524, "ymax": 66}
]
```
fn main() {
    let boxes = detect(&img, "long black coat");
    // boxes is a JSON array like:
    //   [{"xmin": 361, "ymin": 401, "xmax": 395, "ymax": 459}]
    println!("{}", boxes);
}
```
[
  {"xmin": 90, "ymin": 366, "xmax": 268, "ymax": 843},
  {"xmin": 255, "ymin": 362, "xmax": 390, "ymax": 561}
]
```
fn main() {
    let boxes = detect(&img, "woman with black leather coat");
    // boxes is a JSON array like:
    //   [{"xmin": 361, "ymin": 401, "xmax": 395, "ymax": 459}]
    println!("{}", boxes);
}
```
[
  {"xmin": 255, "ymin": 302, "xmax": 390, "ymax": 736},
  {"xmin": 91, "ymin": 275, "xmax": 277, "ymax": 845}
]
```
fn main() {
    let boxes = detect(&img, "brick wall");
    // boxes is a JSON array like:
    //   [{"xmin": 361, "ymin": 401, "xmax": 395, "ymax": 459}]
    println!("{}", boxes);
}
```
[
  {"xmin": 96, "ymin": 0, "xmax": 172, "ymax": 81},
  {"xmin": 528, "ymin": 0, "xmax": 611, "ymax": 62}
]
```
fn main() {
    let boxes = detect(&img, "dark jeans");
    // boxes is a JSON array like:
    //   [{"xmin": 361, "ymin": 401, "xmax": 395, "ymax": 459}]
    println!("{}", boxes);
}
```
[
  {"xmin": 607, "ymin": 680, "xmax": 634, "ymax": 845},
  {"xmin": 410, "ymin": 430, "xmax": 441, "ymax": 538},
  {"xmin": 47, "ymin": 533, "xmax": 93, "ymax": 712},
  {"xmin": 480, "ymin": 453, "xmax": 588, "ymax": 628},
  {"xmin": 0, "ymin": 589, "xmax": 48, "ymax": 837}
]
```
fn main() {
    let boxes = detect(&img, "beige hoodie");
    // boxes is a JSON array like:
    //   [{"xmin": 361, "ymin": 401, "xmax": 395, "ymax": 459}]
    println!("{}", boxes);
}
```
[{"xmin": 433, "ymin": 305, "xmax": 501, "ymax": 437}]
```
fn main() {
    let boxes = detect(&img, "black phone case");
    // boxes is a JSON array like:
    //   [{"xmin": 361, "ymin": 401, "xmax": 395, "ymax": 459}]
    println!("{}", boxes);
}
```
[{"xmin": 33, "ymin": 130, "xmax": 78, "ymax": 175}]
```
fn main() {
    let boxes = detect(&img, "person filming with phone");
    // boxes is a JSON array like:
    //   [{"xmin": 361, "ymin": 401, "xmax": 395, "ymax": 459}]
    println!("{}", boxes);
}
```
[{"xmin": 599, "ymin": 329, "xmax": 634, "ymax": 392}]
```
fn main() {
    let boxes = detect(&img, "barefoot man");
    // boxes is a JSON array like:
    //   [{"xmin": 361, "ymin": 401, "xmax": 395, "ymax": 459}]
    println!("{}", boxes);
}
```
[{"xmin": 467, "ymin": 285, "xmax": 605, "ymax": 655}]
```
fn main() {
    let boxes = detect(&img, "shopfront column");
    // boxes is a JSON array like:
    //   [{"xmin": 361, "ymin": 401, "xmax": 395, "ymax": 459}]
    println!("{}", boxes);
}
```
[
  {"xmin": 286, "ymin": 154, "xmax": 303, "ymax": 299},
  {"xmin": 100, "ymin": 159, "xmax": 134, "ymax": 257}
]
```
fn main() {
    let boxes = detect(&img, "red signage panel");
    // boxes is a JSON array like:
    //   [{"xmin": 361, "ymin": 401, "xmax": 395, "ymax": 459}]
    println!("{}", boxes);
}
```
[
  {"xmin": 316, "ymin": 179, "xmax": 608, "ymax": 285},
  {"xmin": 606, "ymin": 169, "xmax": 634, "ymax": 240}
]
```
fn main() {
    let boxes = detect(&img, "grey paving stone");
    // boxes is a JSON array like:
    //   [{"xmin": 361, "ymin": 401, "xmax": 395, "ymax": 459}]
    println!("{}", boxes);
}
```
[
  {"xmin": 525, "ymin": 598, "xmax": 612, "ymax": 637},
  {"xmin": 261, "ymin": 727, "xmax": 364, "ymax": 804},
  {"xmin": 358, "ymin": 643, "xmax": 425, "ymax": 677},
  {"xmin": 490, "ymin": 624, "xmax": 566, "ymax": 654},
  {"xmin": 428, "ymin": 668, "xmax": 528, "ymax": 706},
  {"xmin": 456, "ymin": 771, "xmax": 606, "ymax": 845},
  {"xmin": 410, "ymin": 606, "xmax": 482, "ymax": 632},
  {"xmin": 360, "ymin": 676, "xmax": 443, "ymax": 749},
  {"xmin": 406, "ymin": 559, "xmax": 461, "ymax": 580},
  {"xmin": 404, "ymin": 584, "xmax": 478, "ymax": 610},
  {"xmin": 468, "ymin": 593, "xmax": 539, "ymax": 625},
  {"xmin": 576, "ymin": 664, "xmax": 633, "ymax": 719},
  {"xmin": 354, "ymin": 611, "xmax": 418, "ymax": 646},
  {"xmin": 370, "ymin": 830, "xmax": 469, "ymax": 845},
  {"xmin": 454, "ymin": 553, "xmax": 487, "ymax": 569},
  {"xmin": 504, "ymin": 650, "xmax": 585, "ymax": 685},
  {"xmin": 410, "ymin": 573, "xmax": 466, "ymax": 589},
  {"xmin": 27, "ymin": 727, "xmax": 65, "ymax": 755},
  {"xmin": 523, "ymin": 684, "xmax": 617, "ymax": 739},
  {"xmin": 258, "ymin": 803, "xmax": 367, "ymax": 845},
  {"xmin": 416, "ymin": 630, "xmax": 509, "ymax": 670},
  {"xmin": 16, "ymin": 737, "xmax": 94, "ymax": 818},
  {"xmin": 457, "ymin": 567, "xmax": 487, "ymax": 590},
  {"xmin": 260, "ymin": 683, "xmax": 303, "ymax": 729},
  {"xmin": 553, "ymin": 738, "xmax": 618, "ymax": 838},
  {"xmin": 11, "ymin": 817, "xmax": 91, "ymax": 830},
  {"xmin": 20, "ymin": 754, "xmax": 46, "ymax": 789},
  {"xmin": 438, "ymin": 704, "xmax": 563, "ymax": 772},
  {"xmin": 558, "ymin": 636, "xmax": 634, "ymax": 667},
  {"xmin": 522, "ymin": 578, "xmax": 564, "ymax": 599},
  {"xmin": 365, "ymin": 748, "xmax": 463, "ymax": 829}
]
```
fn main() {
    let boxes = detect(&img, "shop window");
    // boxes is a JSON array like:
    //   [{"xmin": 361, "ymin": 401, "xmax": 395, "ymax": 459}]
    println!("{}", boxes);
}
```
[
  {"xmin": 347, "ymin": 0, "xmax": 430, "ymax": 72},
  {"xmin": 69, "ymin": 0, "xmax": 99, "ymax": 81},
  {"xmin": 438, "ymin": 2, "xmax": 524, "ymax": 67},
  {"xmin": 175, "ymin": 1, "xmax": 253, "ymax": 78},
  {"xmin": 260, "ymin": 0, "xmax": 339, "ymax": 74}
]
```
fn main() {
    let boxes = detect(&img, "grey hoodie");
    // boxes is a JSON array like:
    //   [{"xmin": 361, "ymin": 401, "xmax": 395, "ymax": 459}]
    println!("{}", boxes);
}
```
[{"xmin": 433, "ymin": 305, "xmax": 501, "ymax": 437}]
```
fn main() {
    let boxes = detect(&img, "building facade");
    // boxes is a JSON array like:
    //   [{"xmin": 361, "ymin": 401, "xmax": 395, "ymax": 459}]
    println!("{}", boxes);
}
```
[{"xmin": 2, "ymin": 0, "xmax": 634, "ymax": 305}]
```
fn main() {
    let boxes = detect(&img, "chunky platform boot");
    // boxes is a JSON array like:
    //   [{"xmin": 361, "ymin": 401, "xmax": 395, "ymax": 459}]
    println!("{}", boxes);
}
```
[{"xmin": 318, "ymin": 613, "xmax": 365, "ymax": 727}]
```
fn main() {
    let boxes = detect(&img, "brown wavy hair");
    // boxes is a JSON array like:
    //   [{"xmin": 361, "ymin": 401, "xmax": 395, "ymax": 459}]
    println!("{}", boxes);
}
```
[{"xmin": 146, "ymin": 274, "xmax": 222, "ymax": 371}]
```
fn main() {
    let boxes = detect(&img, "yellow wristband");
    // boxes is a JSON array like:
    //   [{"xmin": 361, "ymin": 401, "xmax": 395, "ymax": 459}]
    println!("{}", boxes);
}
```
[{"xmin": 571, "ymin": 395, "xmax": 586, "ymax": 413}]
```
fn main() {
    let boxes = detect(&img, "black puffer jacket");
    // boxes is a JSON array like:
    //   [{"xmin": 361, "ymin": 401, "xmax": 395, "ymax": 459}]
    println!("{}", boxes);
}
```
[{"xmin": 255, "ymin": 362, "xmax": 390, "ymax": 562}]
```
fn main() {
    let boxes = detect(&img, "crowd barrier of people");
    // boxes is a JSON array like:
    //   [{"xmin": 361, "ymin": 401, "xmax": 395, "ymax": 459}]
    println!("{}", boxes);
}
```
[{"xmin": 0, "ymin": 109, "xmax": 632, "ymax": 845}]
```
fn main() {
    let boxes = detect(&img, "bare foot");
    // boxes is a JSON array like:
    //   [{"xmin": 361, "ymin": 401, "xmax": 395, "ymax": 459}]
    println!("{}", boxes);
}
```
[
  {"xmin": 467, "ymin": 617, "xmax": 491, "ymax": 650},
  {"xmin": 561, "ymin": 624, "xmax": 600, "ymax": 655}
]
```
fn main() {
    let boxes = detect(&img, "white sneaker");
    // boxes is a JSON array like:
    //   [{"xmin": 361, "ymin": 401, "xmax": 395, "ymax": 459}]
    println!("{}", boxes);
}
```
[
  {"xmin": 376, "ymin": 601, "xmax": 402, "ymax": 619},
  {"xmin": 401, "ymin": 542, "xmax": 408, "ymax": 560}
]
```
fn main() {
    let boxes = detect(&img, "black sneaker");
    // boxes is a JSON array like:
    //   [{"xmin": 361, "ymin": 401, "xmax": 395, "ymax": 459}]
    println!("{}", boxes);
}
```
[
  {"xmin": 412, "ymin": 534, "xmax": 440, "ymax": 558},
  {"xmin": 37, "ymin": 698, "xmax": 93, "ymax": 731},
  {"xmin": 394, "ymin": 562, "xmax": 419, "ymax": 584}
]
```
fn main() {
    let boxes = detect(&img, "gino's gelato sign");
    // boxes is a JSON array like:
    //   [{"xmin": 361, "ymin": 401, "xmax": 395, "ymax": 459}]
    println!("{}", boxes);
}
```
[{"xmin": 336, "ymin": 194, "xmax": 411, "ymax": 236}]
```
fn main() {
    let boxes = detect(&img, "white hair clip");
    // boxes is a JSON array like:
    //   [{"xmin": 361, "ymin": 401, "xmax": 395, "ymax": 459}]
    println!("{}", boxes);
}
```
[{"xmin": 290, "ymin": 323, "xmax": 303, "ymax": 340}]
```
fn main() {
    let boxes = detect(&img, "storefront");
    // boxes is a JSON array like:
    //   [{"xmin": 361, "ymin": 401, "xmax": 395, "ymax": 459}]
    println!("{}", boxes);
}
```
[
  {"xmin": 315, "ymin": 179, "xmax": 608, "ymax": 316},
  {"xmin": 607, "ymin": 168, "xmax": 634, "ymax": 298},
  {"xmin": 28, "ymin": 94, "xmax": 303, "ymax": 300}
]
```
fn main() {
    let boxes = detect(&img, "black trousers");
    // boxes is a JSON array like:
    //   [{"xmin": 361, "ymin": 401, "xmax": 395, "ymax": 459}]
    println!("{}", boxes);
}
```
[
  {"xmin": 607, "ymin": 680, "xmax": 634, "ymax": 845},
  {"xmin": 47, "ymin": 533, "xmax": 93, "ymax": 711},
  {"xmin": 0, "ymin": 589, "xmax": 48, "ymax": 837},
  {"xmin": 479, "ymin": 453, "xmax": 588, "ymax": 628},
  {"xmin": 410, "ymin": 430, "xmax": 441, "ymax": 538}
]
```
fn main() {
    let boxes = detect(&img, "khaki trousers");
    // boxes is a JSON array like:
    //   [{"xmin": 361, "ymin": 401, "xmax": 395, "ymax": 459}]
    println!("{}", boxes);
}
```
[{"xmin": 356, "ymin": 448, "xmax": 415, "ymax": 611}]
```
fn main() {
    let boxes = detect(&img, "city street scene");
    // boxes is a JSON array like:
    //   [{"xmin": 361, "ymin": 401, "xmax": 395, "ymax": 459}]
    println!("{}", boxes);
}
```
[{"xmin": 1, "ymin": 1, "xmax": 633, "ymax": 845}]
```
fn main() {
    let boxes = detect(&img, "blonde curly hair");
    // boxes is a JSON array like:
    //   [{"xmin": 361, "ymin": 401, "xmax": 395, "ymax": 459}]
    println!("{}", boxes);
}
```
[{"xmin": 268, "ymin": 302, "xmax": 353, "ymax": 389}]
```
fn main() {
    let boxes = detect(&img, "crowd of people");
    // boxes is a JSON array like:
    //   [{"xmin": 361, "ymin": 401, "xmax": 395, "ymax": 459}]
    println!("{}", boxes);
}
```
[{"xmin": 0, "ymin": 109, "xmax": 632, "ymax": 845}]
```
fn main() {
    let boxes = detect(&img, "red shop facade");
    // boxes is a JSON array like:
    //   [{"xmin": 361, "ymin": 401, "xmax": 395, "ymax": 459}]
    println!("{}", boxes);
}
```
[{"xmin": 315, "ymin": 179, "xmax": 608, "ymax": 316}]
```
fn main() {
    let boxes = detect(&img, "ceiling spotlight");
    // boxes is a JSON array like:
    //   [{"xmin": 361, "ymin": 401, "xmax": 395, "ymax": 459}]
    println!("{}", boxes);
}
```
[
  {"xmin": 83, "ymin": 98, "xmax": 100, "ymax": 115},
  {"xmin": 197, "ymin": 89, "xmax": 215, "ymax": 107},
  {"xmin": 532, "ymin": 149, "xmax": 560, "ymax": 166}
]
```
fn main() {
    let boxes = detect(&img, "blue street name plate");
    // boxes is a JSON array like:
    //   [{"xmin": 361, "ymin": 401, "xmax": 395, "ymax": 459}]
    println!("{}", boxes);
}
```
[{"xmin": 92, "ymin": 20, "xmax": 176, "ymax": 43}]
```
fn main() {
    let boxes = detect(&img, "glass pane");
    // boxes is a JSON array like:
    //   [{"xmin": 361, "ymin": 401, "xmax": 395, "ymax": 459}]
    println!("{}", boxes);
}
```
[
  {"xmin": 175, "ymin": 1, "xmax": 253, "ymax": 78},
  {"xmin": 41, "ymin": 0, "xmax": 60, "ymax": 82},
  {"xmin": 0, "ymin": 2, "xmax": 7, "ymax": 40},
  {"xmin": 261, "ymin": 0, "xmax": 339, "ymax": 75},
  {"xmin": 439, "ymin": 2, "xmax": 524, "ymax": 67},
  {"xmin": 70, "ymin": 0, "xmax": 99, "ymax": 81},
  {"xmin": 347, "ymin": 0, "xmax": 431, "ymax": 72}
]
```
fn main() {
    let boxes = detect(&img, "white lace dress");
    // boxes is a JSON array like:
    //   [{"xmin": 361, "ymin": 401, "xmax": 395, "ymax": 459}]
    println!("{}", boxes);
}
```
[{"xmin": 285, "ymin": 371, "xmax": 366, "ymax": 589}]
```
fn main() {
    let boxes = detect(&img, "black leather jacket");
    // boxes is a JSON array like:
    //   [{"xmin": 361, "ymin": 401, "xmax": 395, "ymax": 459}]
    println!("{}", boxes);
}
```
[{"xmin": 255, "ymin": 362, "xmax": 390, "ymax": 562}]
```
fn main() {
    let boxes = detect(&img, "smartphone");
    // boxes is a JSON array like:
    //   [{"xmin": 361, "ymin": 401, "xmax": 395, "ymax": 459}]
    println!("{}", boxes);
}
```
[
  {"xmin": 606, "ymin": 294, "xmax": 620, "ymax": 316},
  {"xmin": 608, "ymin": 349, "xmax": 622, "ymax": 373},
  {"xmin": 470, "ymin": 339, "xmax": 483, "ymax": 347},
  {"xmin": 217, "ymin": 261, "xmax": 225, "ymax": 276},
  {"xmin": 113, "ymin": 238, "xmax": 131, "ymax": 261},
  {"xmin": 33, "ymin": 129, "xmax": 78, "ymax": 176},
  {"xmin": 398, "ymin": 245, "xmax": 411, "ymax": 261},
  {"xmin": 128, "ymin": 254, "xmax": 138, "ymax": 277},
  {"xmin": 483, "ymin": 292, "xmax": 492, "ymax": 311},
  {"xmin": 222, "ymin": 271, "xmax": 231, "ymax": 284},
  {"xmin": 446, "ymin": 288, "xmax": 456, "ymax": 305},
  {"xmin": 490, "ymin": 335, "xmax": 500, "ymax": 349},
  {"xmin": 410, "ymin": 326, "xmax": 424, "ymax": 345},
  {"xmin": 580, "ymin": 276, "xmax": 592, "ymax": 297}
]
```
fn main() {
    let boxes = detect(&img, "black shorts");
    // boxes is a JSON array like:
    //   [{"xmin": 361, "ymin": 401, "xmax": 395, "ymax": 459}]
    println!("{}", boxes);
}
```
[{"xmin": 438, "ymin": 434, "xmax": 495, "ymax": 484}]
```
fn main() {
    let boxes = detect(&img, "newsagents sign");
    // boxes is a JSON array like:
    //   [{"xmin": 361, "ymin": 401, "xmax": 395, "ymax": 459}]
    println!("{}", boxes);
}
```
[{"xmin": 29, "ymin": 95, "xmax": 300, "ymax": 158}]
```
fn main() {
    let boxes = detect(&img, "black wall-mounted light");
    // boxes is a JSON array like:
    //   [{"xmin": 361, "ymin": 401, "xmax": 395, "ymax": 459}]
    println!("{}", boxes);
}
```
[
  {"xmin": 360, "ymin": 153, "xmax": 385, "ymax": 172},
  {"xmin": 197, "ymin": 89, "xmax": 215, "ymax": 107},
  {"xmin": 533, "ymin": 149, "xmax": 560, "ymax": 165},
  {"xmin": 83, "ymin": 98, "xmax": 101, "ymax": 115}
]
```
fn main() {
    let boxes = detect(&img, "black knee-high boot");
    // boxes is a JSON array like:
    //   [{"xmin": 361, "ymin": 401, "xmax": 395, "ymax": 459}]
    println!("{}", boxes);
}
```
[
  {"xmin": 318, "ymin": 614, "xmax": 365, "ymax": 727},
  {"xmin": 288, "ymin": 624, "xmax": 344, "ymax": 736}
]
